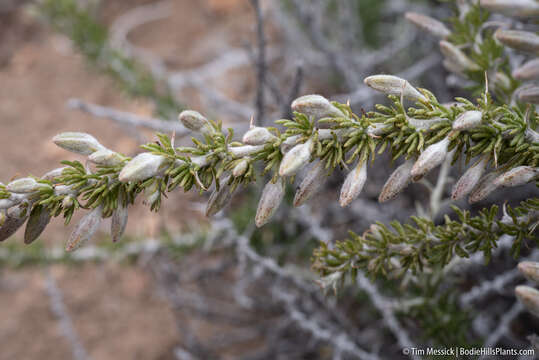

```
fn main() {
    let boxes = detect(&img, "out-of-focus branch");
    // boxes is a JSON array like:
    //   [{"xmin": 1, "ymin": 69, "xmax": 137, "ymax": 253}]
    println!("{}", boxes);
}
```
[
  {"xmin": 67, "ymin": 98, "xmax": 249, "ymax": 139},
  {"xmin": 272, "ymin": 285, "xmax": 380, "ymax": 360},
  {"xmin": 480, "ymin": 302, "xmax": 524, "ymax": 356},
  {"xmin": 67, "ymin": 98, "xmax": 188, "ymax": 134},
  {"xmin": 109, "ymin": 0, "xmax": 173, "ymax": 78},
  {"xmin": 357, "ymin": 273, "xmax": 421, "ymax": 360},
  {"xmin": 45, "ymin": 271, "xmax": 91, "ymax": 360},
  {"xmin": 250, "ymin": 0, "xmax": 267, "ymax": 125}
]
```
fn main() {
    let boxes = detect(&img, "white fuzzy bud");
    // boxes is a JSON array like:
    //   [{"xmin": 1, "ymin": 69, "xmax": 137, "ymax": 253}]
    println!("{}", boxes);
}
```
[
  {"xmin": 111, "ymin": 203, "xmax": 128, "ymax": 243},
  {"xmin": 480, "ymin": 0, "xmax": 539, "ymax": 17},
  {"xmin": 451, "ymin": 156, "xmax": 489, "ymax": 200},
  {"xmin": 293, "ymin": 162, "xmax": 327, "ymax": 207},
  {"xmin": 178, "ymin": 110, "xmax": 211, "ymax": 134},
  {"xmin": 42, "ymin": 167, "xmax": 68, "ymax": 182},
  {"xmin": 242, "ymin": 126, "xmax": 277, "ymax": 145},
  {"xmin": 0, "ymin": 199, "xmax": 14, "ymax": 210},
  {"xmin": 232, "ymin": 159, "xmax": 249, "ymax": 177},
  {"xmin": 119, "ymin": 153, "xmax": 168, "ymax": 183},
  {"xmin": 52, "ymin": 132, "xmax": 106, "ymax": 155},
  {"xmin": 24, "ymin": 206, "xmax": 51, "ymax": 244},
  {"xmin": 518, "ymin": 261, "xmax": 539, "ymax": 284},
  {"xmin": 495, "ymin": 29, "xmax": 539, "ymax": 54},
  {"xmin": 518, "ymin": 87, "xmax": 539, "ymax": 104},
  {"xmin": 190, "ymin": 155, "xmax": 209, "ymax": 168},
  {"xmin": 494, "ymin": 72, "xmax": 511, "ymax": 90},
  {"xmin": 88, "ymin": 149, "xmax": 126, "ymax": 166},
  {"xmin": 452, "ymin": 110, "xmax": 482, "ymax": 131},
  {"xmin": 411, "ymin": 138, "xmax": 450, "ymax": 180},
  {"xmin": 7, "ymin": 177, "xmax": 46, "ymax": 193},
  {"xmin": 0, "ymin": 193, "xmax": 25, "ymax": 210},
  {"xmin": 364, "ymin": 75, "xmax": 426, "ymax": 101},
  {"xmin": 229, "ymin": 145, "xmax": 265, "ymax": 158},
  {"xmin": 66, "ymin": 205, "xmax": 103, "ymax": 251},
  {"xmin": 339, "ymin": 161, "xmax": 367, "ymax": 207},
  {"xmin": 408, "ymin": 117, "xmax": 446, "ymax": 130},
  {"xmin": 205, "ymin": 178, "xmax": 234, "ymax": 217},
  {"xmin": 255, "ymin": 178, "xmax": 285, "ymax": 227},
  {"xmin": 493, "ymin": 166, "xmax": 539, "ymax": 187},
  {"xmin": 439, "ymin": 41, "xmax": 480, "ymax": 72},
  {"xmin": 468, "ymin": 172, "xmax": 499, "ymax": 203},
  {"xmin": 291, "ymin": 95, "xmax": 344, "ymax": 119},
  {"xmin": 515, "ymin": 285, "xmax": 539, "ymax": 317},
  {"xmin": 379, "ymin": 160, "xmax": 414, "ymax": 203},
  {"xmin": 405, "ymin": 12, "xmax": 451, "ymax": 39},
  {"xmin": 513, "ymin": 58, "xmax": 539, "ymax": 80},
  {"xmin": 279, "ymin": 139, "xmax": 313, "ymax": 177}
]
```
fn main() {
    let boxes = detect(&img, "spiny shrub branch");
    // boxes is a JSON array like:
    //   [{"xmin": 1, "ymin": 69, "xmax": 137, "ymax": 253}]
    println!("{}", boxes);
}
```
[
  {"xmin": 313, "ymin": 198, "xmax": 539, "ymax": 282},
  {"xmin": 0, "ymin": 76, "xmax": 537, "ymax": 260}
]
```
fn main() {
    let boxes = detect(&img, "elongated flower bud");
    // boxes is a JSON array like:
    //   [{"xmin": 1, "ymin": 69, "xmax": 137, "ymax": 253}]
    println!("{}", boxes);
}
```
[
  {"xmin": 452, "ymin": 110, "xmax": 482, "ymax": 131},
  {"xmin": 495, "ymin": 29, "xmax": 539, "ymax": 54},
  {"xmin": 493, "ymin": 166, "xmax": 539, "ymax": 187},
  {"xmin": 364, "ymin": 75, "xmax": 426, "ymax": 101},
  {"xmin": 42, "ymin": 167, "xmax": 68, "ymax": 182},
  {"xmin": 111, "ymin": 203, "xmax": 128, "ymax": 242},
  {"xmin": 494, "ymin": 72, "xmax": 511, "ymax": 90},
  {"xmin": 339, "ymin": 161, "xmax": 367, "ymax": 207},
  {"xmin": 379, "ymin": 160, "xmax": 414, "ymax": 202},
  {"xmin": 6, "ymin": 177, "xmax": 44, "ymax": 193},
  {"xmin": 439, "ymin": 41, "xmax": 480, "ymax": 72},
  {"xmin": 518, "ymin": 261, "xmax": 539, "ymax": 284},
  {"xmin": 119, "ymin": 153, "xmax": 168, "ymax": 183},
  {"xmin": 480, "ymin": 0, "xmax": 539, "ymax": 17},
  {"xmin": 405, "ymin": 12, "xmax": 451, "ymax": 39},
  {"xmin": 279, "ymin": 139, "xmax": 313, "ymax": 177},
  {"xmin": 513, "ymin": 58, "xmax": 539, "ymax": 80},
  {"xmin": 515, "ymin": 285, "xmax": 539, "ymax": 317},
  {"xmin": 52, "ymin": 132, "xmax": 105, "ymax": 155},
  {"xmin": 242, "ymin": 126, "xmax": 276, "ymax": 145},
  {"xmin": 0, "ymin": 193, "xmax": 25, "ymax": 210},
  {"xmin": 206, "ymin": 178, "xmax": 234, "ymax": 217},
  {"xmin": 468, "ymin": 172, "xmax": 499, "ymax": 203},
  {"xmin": 229, "ymin": 145, "xmax": 265, "ymax": 157},
  {"xmin": 178, "ymin": 110, "xmax": 211, "ymax": 134},
  {"xmin": 411, "ymin": 138, "xmax": 450, "ymax": 179},
  {"xmin": 24, "ymin": 206, "xmax": 51, "ymax": 244},
  {"xmin": 293, "ymin": 162, "xmax": 327, "ymax": 207},
  {"xmin": 255, "ymin": 178, "xmax": 285, "ymax": 227},
  {"xmin": 408, "ymin": 117, "xmax": 445, "ymax": 130},
  {"xmin": 66, "ymin": 205, "xmax": 103, "ymax": 252},
  {"xmin": 518, "ymin": 87, "xmax": 539, "ymax": 104},
  {"xmin": 452, "ymin": 157, "xmax": 489, "ymax": 200},
  {"xmin": 0, "ymin": 209, "xmax": 28, "ymax": 242},
  {"xmin": 291, "ymin": 95, "xmax": 344, "ymax": 119},
  {"xmin": 232, "ymin": 159, "xmax": 249, "ymax": 177},
  {"xmin": 88, "ymin": 149, "xmax": 126, "ymax": 166}
]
